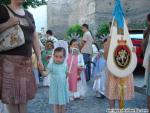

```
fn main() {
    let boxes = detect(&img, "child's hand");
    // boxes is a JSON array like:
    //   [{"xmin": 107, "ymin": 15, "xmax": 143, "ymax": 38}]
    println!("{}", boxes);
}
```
[
  {"xmin": 78, "ymin": 67, "xmax": 83, "ymax": 74},
  {"xmin": 77, "ymin": 75, "xmax": 81, "ymax": 80},
  {"xmin": 78, "ymin": 66, "xmax": 84, "ymax": 71}
]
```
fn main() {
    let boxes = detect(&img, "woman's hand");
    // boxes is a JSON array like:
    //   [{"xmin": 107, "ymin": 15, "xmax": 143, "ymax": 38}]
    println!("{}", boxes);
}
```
[
  {"xmin": 7, "ymin": 17, "xmax": 19, "ymax": 27},
  {"xmin": 0, "ymin": 17, "xmax": 19, "ymax": 33}
]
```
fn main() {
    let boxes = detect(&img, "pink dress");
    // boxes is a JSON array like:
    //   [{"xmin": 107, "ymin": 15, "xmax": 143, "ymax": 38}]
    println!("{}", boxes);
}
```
[{"xmin": 67, "ymin": 54, "xmax": 78, "ymax": 92}]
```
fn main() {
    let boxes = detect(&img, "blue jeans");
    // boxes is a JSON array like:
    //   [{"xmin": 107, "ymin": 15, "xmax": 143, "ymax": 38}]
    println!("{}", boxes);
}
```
[{"xmin": 83, "ymin": 53, "xmax": 91, "ymax": 81}]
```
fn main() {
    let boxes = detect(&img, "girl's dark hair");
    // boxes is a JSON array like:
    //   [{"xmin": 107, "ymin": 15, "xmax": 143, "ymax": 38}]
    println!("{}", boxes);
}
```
[
  {"xmin": 69, "ymin": 39, "xmax": 77, "ymax": 46},
  {"xmin": 82, "ymin": 24, "xmax": 89, "ymax": 29},
  {"xmin": 147, "ymin": 13, "xmax": 150, "ymax": 22},
  {"xmin": 46, "ymin": 30, "xmax": 53, "ymax": 36},
  {"xmin": 54, "ymin": 47, "xmax": 66, "ymax": 57}
]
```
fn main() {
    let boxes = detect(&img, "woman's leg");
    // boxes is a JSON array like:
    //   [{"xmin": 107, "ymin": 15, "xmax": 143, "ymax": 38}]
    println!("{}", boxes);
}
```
[
  {"xmin": 109, "ymin": 100, "xmax": 115, "ymax": 109},
  {"xmin": 60, "ymin": 105, "xmax": 65, "ymax": 113},
  {"xmin": 7, "ymin": 104, "xmax": 19, "ymax": 113},
  {"xmin": 19, "ymin": 103, "xmax": 27, "ymax": 113},
  {"xmin": 54, "ymin": 105, "xmax": 59, "ymax": 113}
]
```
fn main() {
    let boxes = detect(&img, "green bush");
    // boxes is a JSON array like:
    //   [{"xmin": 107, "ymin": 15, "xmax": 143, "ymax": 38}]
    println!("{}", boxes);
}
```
[
  {"xmin": 96, "ymin": 23, "xmax": 110, "ymax": 38},
  {"xmin": 66, "ymin": 24, "xmax": 83, "ymax": 40}
]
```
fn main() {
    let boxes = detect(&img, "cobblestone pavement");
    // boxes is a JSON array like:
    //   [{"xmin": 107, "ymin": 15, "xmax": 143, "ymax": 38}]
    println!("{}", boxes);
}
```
[{"xmin": 28, "ymin": 78, "xmax": 147, "ymax": 113}]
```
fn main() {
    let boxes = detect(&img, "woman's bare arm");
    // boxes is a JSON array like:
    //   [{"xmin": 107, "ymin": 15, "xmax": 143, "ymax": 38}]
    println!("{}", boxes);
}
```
[
  {"xmin": 32, "ymin": 32, "xmax": 44, "ymax": 70},
  {"xmin": 32, "ymin": 32, "xmax": 41, "ymax": 60},
  {"xmin": 0, "ymin": 17, "xmax": 19, "ymax": 33}
]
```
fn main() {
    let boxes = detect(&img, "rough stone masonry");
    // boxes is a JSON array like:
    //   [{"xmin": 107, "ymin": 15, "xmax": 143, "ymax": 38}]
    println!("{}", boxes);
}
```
[{"xmin": 47, "ymin": 0, "xmax": 150, "ymax": 38}]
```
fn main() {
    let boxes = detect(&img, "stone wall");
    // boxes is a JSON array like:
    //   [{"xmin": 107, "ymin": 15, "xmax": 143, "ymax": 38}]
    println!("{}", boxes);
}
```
[
  {"xmin": 47, "ymin": 0, "xmax": 150, "ymax": 38},
  {"xmin": 47, "ymin": 0, "xmax": 71, "ymax": 38}
]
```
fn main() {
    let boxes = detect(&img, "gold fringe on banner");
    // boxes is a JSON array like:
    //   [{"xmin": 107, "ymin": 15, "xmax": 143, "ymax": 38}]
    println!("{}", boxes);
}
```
[{"xmin": 118, "ymin": 78, "xmax": 127, "ymax": 109}]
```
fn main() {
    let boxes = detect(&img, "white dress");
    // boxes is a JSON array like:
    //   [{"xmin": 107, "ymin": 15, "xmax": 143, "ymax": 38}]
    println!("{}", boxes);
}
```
[
  {"xmin": 0, "ymin": 101, "xmax": 8, "ymax": 113},
  {"xmin": 43, "ymin": 74, "xmax": 50, "ymax": 86},
  {"xmin": 93, "ymin": 57, "xmax": 106, "ymax": 95},
  {"xmin": 70, "ymin": 54, "xmax": 87, "ymax": 98}
]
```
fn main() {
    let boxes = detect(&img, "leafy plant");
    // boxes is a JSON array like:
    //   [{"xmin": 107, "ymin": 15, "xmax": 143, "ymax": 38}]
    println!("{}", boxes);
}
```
[
  {"xmin": 96, "ymin": 23, "xmax": 110, "ymax": 38},
  {"xmin": 66, "ymin": 24, "xmax": 83, "ymax": 40},
  {"xmin": 0, "ymin": 0, "xmax": 47, "ymax": 9}
]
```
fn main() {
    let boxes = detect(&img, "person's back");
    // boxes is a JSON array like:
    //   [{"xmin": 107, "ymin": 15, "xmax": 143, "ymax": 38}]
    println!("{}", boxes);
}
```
[
  {"xmin": 81, "ymin": 24, "xmax": 93, "ymax": 81},
  {"xmin": 81, "ymin": 31, "xmax": 93, "ymax": 55}
]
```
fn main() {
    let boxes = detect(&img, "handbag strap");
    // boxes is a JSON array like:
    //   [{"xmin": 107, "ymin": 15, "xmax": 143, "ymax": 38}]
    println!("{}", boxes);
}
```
[{"xmin": 3, "ymin": 5, "xmax": 15, "ymax": 18}]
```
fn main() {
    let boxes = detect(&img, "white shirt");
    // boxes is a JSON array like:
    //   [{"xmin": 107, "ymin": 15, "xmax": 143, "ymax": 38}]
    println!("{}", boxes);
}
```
[
  {"xmin": 47, "ymin": 36, "xmax": 58, "ymax": 43},
  {"xmin": 81, "ymin": 31, "xmax": 93, "ymax": 55}
]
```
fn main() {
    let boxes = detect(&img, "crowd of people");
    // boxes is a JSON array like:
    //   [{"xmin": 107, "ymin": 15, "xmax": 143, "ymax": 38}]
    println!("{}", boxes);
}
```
[{"xmin": 0, "ymin": 0, "xmax": 150, "ymax": 113}]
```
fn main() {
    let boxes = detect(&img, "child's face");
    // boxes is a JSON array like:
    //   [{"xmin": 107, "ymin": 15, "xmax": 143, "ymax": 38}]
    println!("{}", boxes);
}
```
[
  {"xmin": 53, "ymin": 51, "xmax": 65, "ymax": 64},
  {"xmin": 46, "ymin": 42, "xmax": 53, "ymax": 49},
  {"xmin": 82, "ymin": 26, "xmax": 87, "ymax": 32},
  {"xmin": 70, "ymin": 41, "xmax": 79, "ymax": 49}
]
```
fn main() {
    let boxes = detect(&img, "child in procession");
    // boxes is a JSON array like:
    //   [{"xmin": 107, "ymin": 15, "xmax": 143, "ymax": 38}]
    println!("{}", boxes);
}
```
[
  {"xmin": 0, "ymin": 101, "xmax": 8, "ymax": 113},
  {"xmin": 67, "ymin": 39, "xmax": 87, "ymax": 100},
  {"xmin": 47, "ymin": 47, "xmax": 69, "ymax": 113},
  {"xmin": 92, "ymin": 49, "xmax": 106, "ymax": 98},
  {"xmin": 0, "ymin": 101, "xmax": 4, "ymax": 113},
  {"xmin": 42, "ymin": 40, "xmax": 54, "ymax": 86}
]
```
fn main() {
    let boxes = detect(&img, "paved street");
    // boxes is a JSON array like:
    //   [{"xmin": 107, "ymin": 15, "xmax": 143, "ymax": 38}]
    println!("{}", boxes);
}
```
[{"xmin": 28, "ymin": 76, "xmax": 147, "ymax": 113}]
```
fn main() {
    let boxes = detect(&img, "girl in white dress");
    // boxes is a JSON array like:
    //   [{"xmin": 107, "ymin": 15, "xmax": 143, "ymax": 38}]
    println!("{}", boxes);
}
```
[
  {"xmin": 92, "ymin": 50, "xmax": 106, "ymax": 98},
  {"xmin": 0, "ymin": 101, "xmax": 8, "ymax": 113}
]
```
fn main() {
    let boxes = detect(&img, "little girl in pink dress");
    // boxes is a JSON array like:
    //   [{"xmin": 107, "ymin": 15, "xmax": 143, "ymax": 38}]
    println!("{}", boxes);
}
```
[{"xmin": 67, "ymin": 39, "xmax": 87, "ymax": 100}]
